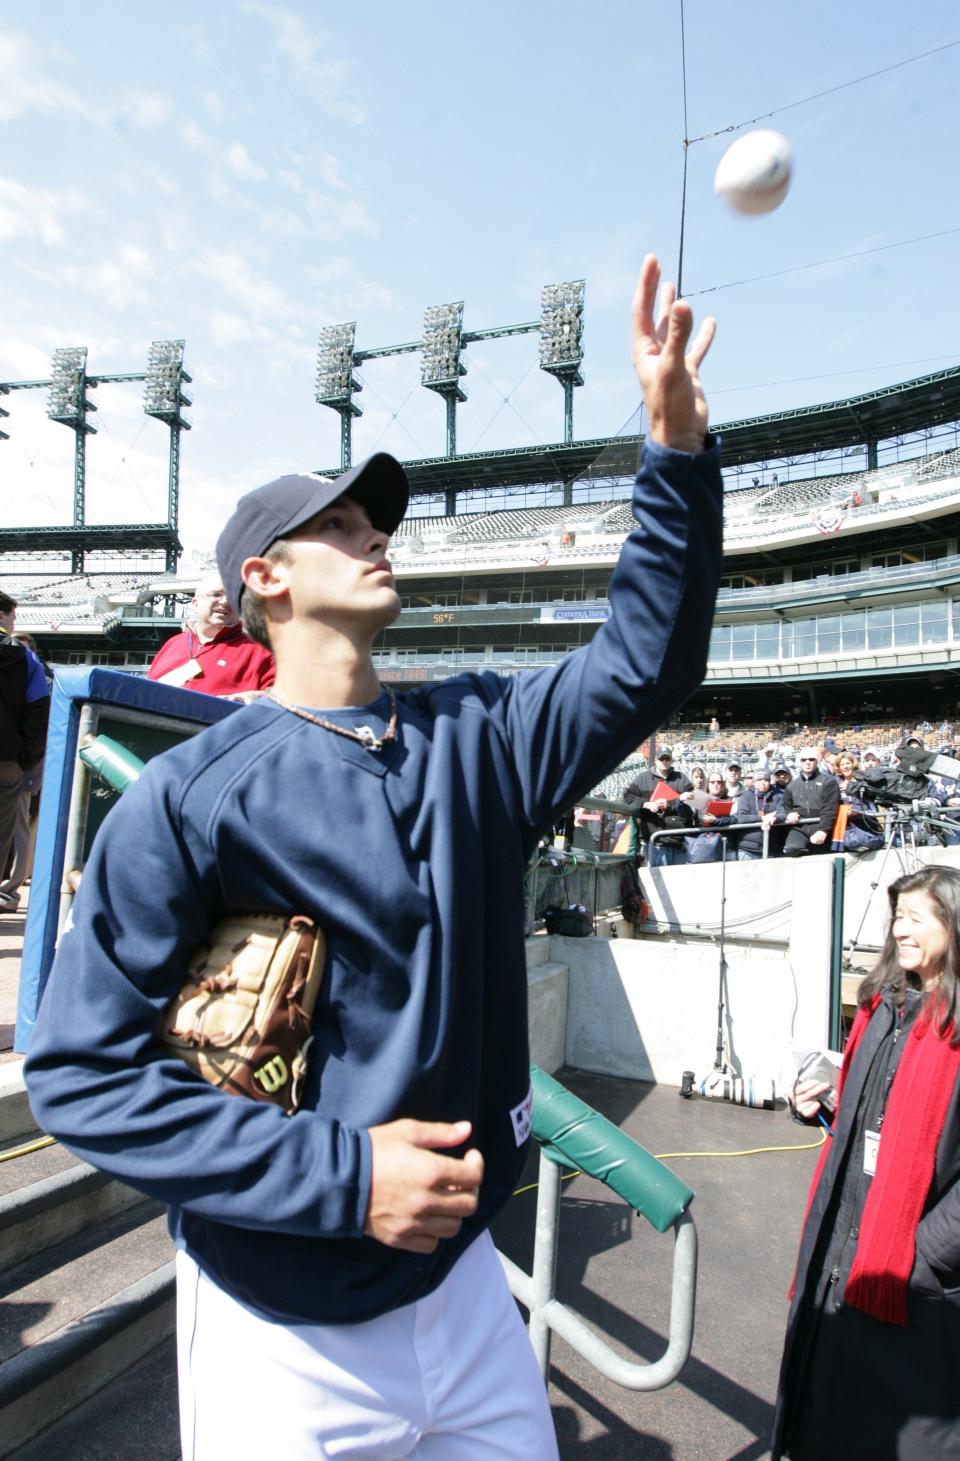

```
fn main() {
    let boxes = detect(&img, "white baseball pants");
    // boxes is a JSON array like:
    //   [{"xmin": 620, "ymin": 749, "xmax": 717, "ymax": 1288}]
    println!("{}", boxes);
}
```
[{"xmin": 176, "ymin": 1231, "xmax": 559, "ymax": 1459}]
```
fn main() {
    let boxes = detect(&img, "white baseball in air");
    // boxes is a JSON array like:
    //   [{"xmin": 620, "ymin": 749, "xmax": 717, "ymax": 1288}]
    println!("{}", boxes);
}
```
[{"xmin": 714, "ymin": 129, "xmax": 793, "ymax": 216}]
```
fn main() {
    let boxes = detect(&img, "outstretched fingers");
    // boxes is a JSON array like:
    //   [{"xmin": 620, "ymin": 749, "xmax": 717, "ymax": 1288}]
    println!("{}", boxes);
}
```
[
  {"xmin": 631, "ymin": 254, "xmax": 661, "ymax": 356},
  {"xmin": 686, "ymin": 314, "xmax": 717, "ymax": 372},
  {"xmin": 655, "ymin": 280, "xmax": 677, "ymax": 340}
]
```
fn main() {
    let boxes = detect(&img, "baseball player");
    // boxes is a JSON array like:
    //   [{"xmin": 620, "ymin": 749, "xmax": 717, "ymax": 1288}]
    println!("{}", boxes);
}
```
[{"xmin": 26, "ymin": 256, "xmax": 721, "ymax": 1457}]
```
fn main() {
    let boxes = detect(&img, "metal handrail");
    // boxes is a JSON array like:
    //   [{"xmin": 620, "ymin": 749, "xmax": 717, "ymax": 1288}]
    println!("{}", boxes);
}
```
[
  {"xmin": 499, "ymin": 1066, "xmax": 698, "ymax": 1390},
  {"xmin": 647, "ymin": 815, "xmax": 822, "ymax": 860}
]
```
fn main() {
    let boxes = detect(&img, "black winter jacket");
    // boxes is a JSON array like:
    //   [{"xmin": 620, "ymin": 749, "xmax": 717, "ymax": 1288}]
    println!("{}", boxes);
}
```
[
  {"xmin": 772, "ymin": 990, "xmax": 960, "ymax": 1459},
  {"xmin": 0, "ymin": 632, "xmax": 50, "ymax": 768},
  {"xmin": 781, "ymin": 770, "xmax": 840, "ymax": 838},
  {"xmin": 623, "ymin": 767, "xmax": 694, "ymax": 850}
]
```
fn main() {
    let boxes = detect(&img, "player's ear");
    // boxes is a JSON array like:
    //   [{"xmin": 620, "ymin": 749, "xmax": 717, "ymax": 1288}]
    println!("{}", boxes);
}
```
[{"xmin": 241, "ymin": 555, "xmax": 289, "ymax": 601}]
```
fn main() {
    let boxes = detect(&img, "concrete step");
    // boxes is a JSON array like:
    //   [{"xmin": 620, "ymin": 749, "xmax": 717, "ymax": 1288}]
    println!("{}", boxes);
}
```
[
  {"xmin": 0, "ymin": 1206, "xmax": 175, "ymax": 1457},
  {"xmin": 8, "ymin": 1336, "xmax": 180, "ymax": 1460},
  {"xmin": 0, "ymin": 1133, "xmax": 83, "ymax": 1202},
  {"xmin": 0, "ymin": 1062, "xmax": 36, "ymax": 1148},
  {"xmin": 1, "ymin": 1161, "xmax": 156, "ymax": 1273}
]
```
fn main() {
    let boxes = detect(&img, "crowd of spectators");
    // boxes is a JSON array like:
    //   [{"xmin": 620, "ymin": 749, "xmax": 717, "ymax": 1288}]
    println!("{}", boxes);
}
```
[{"xmin": 618, "ymin": 724, "xmax": 960, "ymax": 866}]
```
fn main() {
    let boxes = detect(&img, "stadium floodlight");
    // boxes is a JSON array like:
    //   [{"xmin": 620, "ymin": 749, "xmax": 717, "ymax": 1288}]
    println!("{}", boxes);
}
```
[
  {"xmin": 421, "ymin": 302, "xmax": 467, "ymax": 460},
  {"xmin": 315, "ymin": 323, "xmax": 360, "ymax": 405},
  {"xmin": 144, "ymin": 339, "xmax": 192, "ymax": 424},
  {"xmin": 421, "ymin": 303, "xmax": 467, "ymax": 393},
  {"xmin": 315, "ymin": 322, "xmax": 363, "ymax": 469},
  {"xmin": 539, "ymin": 281, "xmax": 585, "ymax": 374},
  {"xmin": 539, "ymin": 280, "xmax": 585, "ymax": 444},
  {"xmin": 47, "ymin": 347, "xmax": 91, "ymax": 424}
]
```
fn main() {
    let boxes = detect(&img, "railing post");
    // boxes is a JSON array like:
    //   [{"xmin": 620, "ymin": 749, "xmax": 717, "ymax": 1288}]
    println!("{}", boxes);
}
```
[{"xmin": 529, "ymin": 1151, "xmax": 562, "ymax": 1381}]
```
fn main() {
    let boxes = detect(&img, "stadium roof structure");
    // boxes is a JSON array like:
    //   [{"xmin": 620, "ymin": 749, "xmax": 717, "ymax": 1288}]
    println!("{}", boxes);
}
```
[
  {"xmin": 318, "ymin": 364, "xmax": 960, "ymax": 498},
  {"xmin": 0, "ymin": 524, "xmax": 180, "ymax": 556}
]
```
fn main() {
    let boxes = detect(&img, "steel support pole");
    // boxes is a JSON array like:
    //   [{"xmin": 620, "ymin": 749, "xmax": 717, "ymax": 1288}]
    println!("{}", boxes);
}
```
[
  {"xmin": 445, "ymin": 394, "xmax": 457, "ymax": 459},
  {"xmin": 166, "ymin": 424, "xmax": 181, "ymax": 572},
  {"xmin": 529, "ymin": 1151, "xmax": 563, "ymax": 1380},
  {"xmin": 340, "ymin": 408, "xmax": 353, "ymax": 470},
  {"xmin": 72, "ymin": 429, "xmax": 86, "ymax": 574},
  {"xmin": 563, "ymin": 378, "xmax": 575, "ymax": 444}
]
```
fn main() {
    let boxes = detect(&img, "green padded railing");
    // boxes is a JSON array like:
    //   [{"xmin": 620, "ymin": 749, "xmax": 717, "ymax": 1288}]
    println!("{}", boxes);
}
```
[
  {"xmin": 78, "ymin": 736, "xmax": 146, "ymax": 793},
  {"xmin": 529, "ymin": 1064, "xmax": 694, "ymax": 1234}
]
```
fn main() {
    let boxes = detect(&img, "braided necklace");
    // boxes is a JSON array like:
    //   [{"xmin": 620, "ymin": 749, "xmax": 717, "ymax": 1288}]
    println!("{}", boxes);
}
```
[{"xmin": 268, "ymin": 687, "xmax": 399, "ymax": 753}]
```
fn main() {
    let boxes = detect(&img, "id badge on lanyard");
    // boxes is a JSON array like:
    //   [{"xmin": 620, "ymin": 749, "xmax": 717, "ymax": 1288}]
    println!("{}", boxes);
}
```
[{"xmin": 863, "ymin": 1129, "xmax": 880, "ymax": 1177}]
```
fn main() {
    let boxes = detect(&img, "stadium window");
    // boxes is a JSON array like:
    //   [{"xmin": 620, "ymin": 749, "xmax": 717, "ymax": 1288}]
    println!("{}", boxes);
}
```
[
  {"xmin": 794, "ymin": 558, "xmax": 859, "ymax": 581},
  {"xmin": 731, "ymin": 623, "xmax": 756, "ymax": 661},
  {"xmin": 793, "ymin": 618, "xmax": 817, "ymax": 657},
  {"xmin": 892, "ymin": 604, "xmax": 920, "ymax": 646},
  {"xmin": 755, "ymin": 622, "xmax": 780, "ymax": 659},
  {"xmin": 841, "ymin": 611, "xmax": 867, "ymax": 650},
  {"xmin": 781, "ymin": 622, "xmax": 794, "ymax": 657},
  {"xmin": 818, "ymin": 615, "xmax": 842, "ymax": 654},
  {"xmin": 709, "ymin": 625, "xmax": 731, "ymax": 662},
  {"xmin": 952, "ymin": 601, "xmax": 960, "ymax": 642},
  {"xmin": 921, "ymin": 601, "xmax": 949, "ymax": 644},
  {"xmin": 506, "ymin": 590, "xmax": 534, "ymax": 604},
  {"xmin": 867, "ymin": 607, "xmax": 893, "ymax": 649}
]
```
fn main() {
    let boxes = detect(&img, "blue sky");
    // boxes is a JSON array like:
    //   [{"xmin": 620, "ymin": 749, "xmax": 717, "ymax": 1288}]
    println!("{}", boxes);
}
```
[{"xmin": 2, "ymin": 2, "xmax": 958, "ymax": 560}]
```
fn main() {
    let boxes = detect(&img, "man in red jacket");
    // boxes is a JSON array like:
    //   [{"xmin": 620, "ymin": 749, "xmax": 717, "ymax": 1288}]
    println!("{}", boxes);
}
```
[{"xmin": 147, "ymin": 573, "xmax": 274, "ymax": 698}]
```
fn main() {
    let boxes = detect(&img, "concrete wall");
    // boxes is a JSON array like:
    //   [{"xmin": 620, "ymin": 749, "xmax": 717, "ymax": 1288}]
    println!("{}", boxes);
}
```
[
  {"xmin": 840, "ymin": 845, "xmax": 960, "ymax": 951},
  {"xmin": 528, "ymin": 854, "xmax": 839, "ymax": 1092}
]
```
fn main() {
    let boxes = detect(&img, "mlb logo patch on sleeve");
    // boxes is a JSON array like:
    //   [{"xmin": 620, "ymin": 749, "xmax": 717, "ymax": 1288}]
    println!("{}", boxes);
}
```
[{"xmin": 510, "ymin": 1084, "xmax": 533, "ymax": 1147}]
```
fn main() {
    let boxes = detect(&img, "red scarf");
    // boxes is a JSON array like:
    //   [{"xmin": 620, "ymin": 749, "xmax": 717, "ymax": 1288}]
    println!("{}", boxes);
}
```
[{"xmin": 795, "ymin": 994, "xmax": 960, "ymax": 1325}]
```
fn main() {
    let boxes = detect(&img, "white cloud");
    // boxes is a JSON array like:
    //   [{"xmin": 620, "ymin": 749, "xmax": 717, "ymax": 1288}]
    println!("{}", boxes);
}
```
[
  {"xmin": 240, "ymin": 3, "xmax": 365, "ymax": 125},
  {"xmin": 276, "ymin": 161, "xmax": 376, "ymax": 239},
  {"xmin": 0, "ymin": 177, "xmax": 86, "ymax": 246},
  {"xmin": 226, "ymin": 141, "xmax": 267, "ymax": 182},
  {"xmin": 86, "ymin": 244, "xmax": 157, "ymax": 311},
  {"xmin": 0, "ymin": 30, "xmax": 94, "ymax": 123},
  {"xmin": 209, "ymin": 311, "xmax": 254, "ymax": 348},
  {"xmin": 117, "ymin": 90, "xmax": 173, "ymax": 128},
  {"xmin": 199, "ymin": 89, "xmax": 226, "ymax": 126},
  {"xmin": 308, "ymin": 257, "xmax": 395, "ymax": 316},
  {"xmin": 192, "ymin": 251, "xmax": 293, "ymax": 320}
]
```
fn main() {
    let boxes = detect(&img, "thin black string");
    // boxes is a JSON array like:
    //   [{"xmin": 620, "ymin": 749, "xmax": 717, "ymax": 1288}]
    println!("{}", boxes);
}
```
[
  {"xmin": 686, "ymin": 225, "xmax": 960, "ymax": 298},
  {"xmin": 688, "ymin": 38, "xmax": 960, "ymax": 146},
  {"xmin": 677, "ymin": 0, "xmax": 690, "ymax": 297}
]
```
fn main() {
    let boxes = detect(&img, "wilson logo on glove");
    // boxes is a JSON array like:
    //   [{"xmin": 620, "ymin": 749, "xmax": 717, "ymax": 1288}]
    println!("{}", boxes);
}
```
[{"xmin": 159, "ymin": 913, "xmax": 326, "ymax": 1115}]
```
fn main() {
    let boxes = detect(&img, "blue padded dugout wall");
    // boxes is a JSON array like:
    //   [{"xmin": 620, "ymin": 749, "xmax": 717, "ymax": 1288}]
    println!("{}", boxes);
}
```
[{"xmin": 15, "ymin": 669, "xmax": 238, "ymax": 1050}]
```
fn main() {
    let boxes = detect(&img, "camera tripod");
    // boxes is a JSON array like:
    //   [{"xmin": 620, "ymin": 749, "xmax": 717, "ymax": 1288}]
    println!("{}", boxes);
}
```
[{"xmin": 844, "ymin": 803, "xmax": 939, "ymax": 967}]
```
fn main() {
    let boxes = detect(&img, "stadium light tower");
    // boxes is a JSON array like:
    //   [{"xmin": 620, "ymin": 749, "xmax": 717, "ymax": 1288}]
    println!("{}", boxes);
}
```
[
  {"xmin": 316, "ymin": 323, "xmax": 363, "ymax": 469},
  {"xmin": 539, "ymin": 280, "xmax": 585, "ymax": 444},
  {"xmin": 47, "ymin": 347, "xmax": 97, "ymax": 572},
  {"xmin": 144, "ymin": 340, "xmax": 192, "ymax": 572},
  {"xmin": 421, "ymin": 302, "xmax": 467, "ymax": 458}
]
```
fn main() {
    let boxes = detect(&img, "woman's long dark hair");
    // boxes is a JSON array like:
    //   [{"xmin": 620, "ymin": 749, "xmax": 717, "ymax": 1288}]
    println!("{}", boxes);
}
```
[{"xmin": 859, "ymin": 866, "xmax": 960, "ymax": 1045}]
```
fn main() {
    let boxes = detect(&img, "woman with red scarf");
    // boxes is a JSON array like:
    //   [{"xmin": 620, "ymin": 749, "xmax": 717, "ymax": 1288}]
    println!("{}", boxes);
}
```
[{"xmin": 772, "ymin": 866, "xmax": 960, "ymax": 1460}]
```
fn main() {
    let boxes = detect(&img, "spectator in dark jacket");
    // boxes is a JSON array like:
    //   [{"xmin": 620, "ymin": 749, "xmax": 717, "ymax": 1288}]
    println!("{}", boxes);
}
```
[
  {"xmin": 623, "ymin": 749, "xmax": 693, "ymax": 866},
  {"xmin": 780, "ymin": 748, "xmax": 840, "ymax": 856},
  {"xmin": 735, "ymin": 770, "xmax": 778, "ymax": 859},
  {"xmin": 0, "ymin": 593, "xmax": 50, "ymax": 913}
]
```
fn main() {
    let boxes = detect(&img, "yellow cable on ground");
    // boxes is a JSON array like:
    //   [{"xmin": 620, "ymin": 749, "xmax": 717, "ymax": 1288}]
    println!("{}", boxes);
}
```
[
  {"xmin": 512, "ymin": 1129, "xmax": 825, "ymax": 1197},
  {"xmin": 0, "ymin": 1134, "xmax": 56, "ymax": 1162}
]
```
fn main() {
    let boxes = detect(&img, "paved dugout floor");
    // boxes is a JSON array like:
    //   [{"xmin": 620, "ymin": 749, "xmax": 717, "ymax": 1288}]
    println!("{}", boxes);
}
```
[{"xmin": 491, "ymin": 1070, "xmax": 821, "ymax": 1461}]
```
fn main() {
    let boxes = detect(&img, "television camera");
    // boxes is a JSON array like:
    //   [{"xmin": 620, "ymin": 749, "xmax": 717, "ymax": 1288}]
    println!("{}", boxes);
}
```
[{"xmin": 851, "ymin": 744, "xmax": 960, "ymax": 813}]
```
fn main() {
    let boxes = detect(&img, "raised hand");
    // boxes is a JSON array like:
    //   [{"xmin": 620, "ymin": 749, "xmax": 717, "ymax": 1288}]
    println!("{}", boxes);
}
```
[
  {"xmin": 631, "ymin": 254, "xmax": 716, "ymax": 454},
  {"xmin": 364, "ymin": 1118, "xmax": 484, "ymax": 1253}
]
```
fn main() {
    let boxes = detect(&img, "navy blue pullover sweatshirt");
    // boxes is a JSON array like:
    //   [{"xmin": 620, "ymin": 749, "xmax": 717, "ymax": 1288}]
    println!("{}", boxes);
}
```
[{"xmin": 26, "ymin": 438, "xmax": 723, "ymax": 1325}]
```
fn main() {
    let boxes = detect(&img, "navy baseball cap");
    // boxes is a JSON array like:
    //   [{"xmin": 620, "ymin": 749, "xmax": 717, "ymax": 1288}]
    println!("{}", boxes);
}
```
[{"xmin": 216, "ymin": 452, "xmax": 409, "ymax": 610}]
